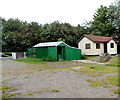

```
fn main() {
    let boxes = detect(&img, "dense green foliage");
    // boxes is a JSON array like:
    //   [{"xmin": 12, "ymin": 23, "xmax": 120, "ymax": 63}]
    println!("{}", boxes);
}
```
[
  {"xmin": 1, "ymin": 0, "xmax": 120, "ymax": 52},
  {"xmin": 89, "ymin": 0, "xmax": 120, "ymax": 41},
  {"xmin": 2, "ymin": 19, "xmax": 86, "ymax": 51}
]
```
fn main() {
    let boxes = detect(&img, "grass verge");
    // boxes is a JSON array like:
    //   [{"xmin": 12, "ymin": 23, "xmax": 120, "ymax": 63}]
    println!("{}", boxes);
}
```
[
  {"xmin": 15, "ymin": 57, "xmax": 56, "ymax": 64},
  {"xmin": 71, "ymin": 64, "xmax": 118, "ymax": 73},
  {"xmin": 107, "ymin": 56, "xmax": 119, "ymax": 67}
]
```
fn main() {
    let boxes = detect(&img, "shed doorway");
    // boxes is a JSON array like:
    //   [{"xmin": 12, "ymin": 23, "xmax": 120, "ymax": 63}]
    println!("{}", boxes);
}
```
[
  {"xmin": 57, "ymin": 46, "xmax": 65, "ymax": 60},
  {"xmin": 104, "ymin": 43, "xmax": 107, "ymax": 53}
]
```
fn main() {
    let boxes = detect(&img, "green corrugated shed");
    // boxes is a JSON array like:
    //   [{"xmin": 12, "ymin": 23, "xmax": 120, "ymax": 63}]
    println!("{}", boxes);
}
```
[{"xmin": 30, "ymin": 41, "xmax": 81, "ymax": 61}]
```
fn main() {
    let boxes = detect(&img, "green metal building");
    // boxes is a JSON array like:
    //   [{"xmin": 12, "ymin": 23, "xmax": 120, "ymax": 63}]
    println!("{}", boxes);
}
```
[{"xmin": 29, "ymin": 41, "xmax": 81, "ymax": 61}]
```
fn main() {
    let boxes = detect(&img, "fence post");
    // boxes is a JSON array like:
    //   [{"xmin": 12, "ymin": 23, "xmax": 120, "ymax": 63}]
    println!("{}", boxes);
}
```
[
  {"xmin": 0, "ymin": 53, "xmax": 2, "ymax": 58},
  {"xmin": 24, "ymin": 52, "xmax": 26, "ymax": 58},
  {"xmin": 12, "ymin": 53, "xmax": 16, "ymax": 59}
]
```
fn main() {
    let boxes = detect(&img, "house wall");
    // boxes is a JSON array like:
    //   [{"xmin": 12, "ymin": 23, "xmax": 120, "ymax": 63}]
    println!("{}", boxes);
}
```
[
  {"xmin": 78, "ymin": 37, "xmax": 104, "ymax": 55},
  {"xmin": 107, "ymin": 39, "xmax": 117, "ymax": 54}
]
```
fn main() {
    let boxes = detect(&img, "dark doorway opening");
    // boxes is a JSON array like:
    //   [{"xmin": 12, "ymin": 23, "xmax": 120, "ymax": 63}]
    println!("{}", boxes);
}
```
[
  {"xmin": 104, "ymin": 43, "xmax": 107, "ymax": 53},
  {"xmin": 57, "ymin": 46, "xmax": 65, "ymax": 60}
]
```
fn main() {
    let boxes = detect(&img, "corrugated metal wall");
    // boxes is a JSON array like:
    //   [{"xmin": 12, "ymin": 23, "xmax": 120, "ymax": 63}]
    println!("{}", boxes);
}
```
[
  {"xmin": 48, "ymin": 47, "xmax": 57, "ymax": 60},
  {"xmin": 27, "ymin": 43, "xmax": 81, "ymax": 60},
  {"xmin": 36, "ymin": 47, "xmax": 48, "ymax": 58},
  {"xmin": 65, "ymin": 47, "xmax": 81, "ymax": 60}
]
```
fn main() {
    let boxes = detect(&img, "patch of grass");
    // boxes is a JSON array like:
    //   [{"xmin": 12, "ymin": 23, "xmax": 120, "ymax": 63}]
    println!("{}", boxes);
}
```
[
  {"xmin": 33, "ymin": 91, "xmax": 44, "ymax": 93},
  {"xmin": 8, "ymin": 88, "xmax": 18, "ymax": 92},
  {"xmin": 90, "ymin": 72, "xmax": 104, "ymax": 77},
  {"xmin": 80, "ymin": 73, "xmax": 84, "ymax": 75},
  {"xmin": 107, "ymin": 56, "xmax": 119, "ymax": 67},
  {"xmin": 27, "ymin": 93, "xmax": 33, "ymax": 95},
  {"xmin": 86, "ymin": 79, "xmax": 93, "ymax": 82},
  {"xmin": 0, "ymin": 86, "xmax": 11, "ymax": 90},
  {"xmin": 89, "ymin": 80, "xmax": 106, "ymax": 87},
  {"xmin": 16, "ymin": 57, "xmax": 56, "ymax": 64},
  {"xmin": 25, "ymin": 72, "xmax": 34, "ymax": 74},
  {"xmin": 20, "ymin": 93, "xmax": 33, "ymax": 96},
  {"xmin": 0, "ymin": 86, "xmax": 12, "ymax": 93},
  {"xmin": 51, "ymin": 90, "xmax": 59, "ymax": 92},
  {"xmin": 89, "ymin": 75, "xmax": 119, "ymax": 87},
  {"xmin": 15, "ymin": 57, "xmax": 46, "ymax": 64},
  {"xmin": 103, "ymin": 85, "xmax": 113, "ymax": 88},
  {"xmin": 81, "ymin": 55, "xmax": 96, "ymax": 60},
  {"xmin": 71, "ymin": 64, "xmax": 118, "ymax": 73},
  {"xmin": 109, "ymin": 89, "xmax": 120, "ymax": 95},
  {"xmin": 2, "ymin": 93, "xmax": 21, "ymax": 98},
  {"xmin": 41, "ymin": 57, "xmax": 57, "ymax": 62},
  {"xmin": 106, "ymin": 75, "xmax": 119, "ymax": 86},
  {"xmin": 6, "ymin": 93, "xmax": 21, "ymax": 98}
]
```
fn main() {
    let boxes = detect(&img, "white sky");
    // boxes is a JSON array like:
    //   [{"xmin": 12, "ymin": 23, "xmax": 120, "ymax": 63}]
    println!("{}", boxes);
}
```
[{"xmin": 1, "ymin": 0, "xmax": 115, "ymax": 26}]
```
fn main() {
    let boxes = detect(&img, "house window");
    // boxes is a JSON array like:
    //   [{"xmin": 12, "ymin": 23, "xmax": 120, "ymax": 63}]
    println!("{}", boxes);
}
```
[
  {"xmin": 111, "ymin": 43, "xmax": 114, "ymax": 48},
  {"xmin": 85, "ymin": 43, "xmax": 91, "ymax": 49},
  {"xmin": 96, "ymin": 43, "xmax": 100, "ymax": 49}
]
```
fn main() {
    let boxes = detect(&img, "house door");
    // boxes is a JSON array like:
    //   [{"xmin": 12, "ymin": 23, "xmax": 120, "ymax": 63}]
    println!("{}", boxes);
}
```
[
  {"xmin": 104, "ymin": 43, "xmax": 107, "ymax": 53},
  {"xmin": 57, "ymin": 46, "xmax": 65, "ymax": 60}
]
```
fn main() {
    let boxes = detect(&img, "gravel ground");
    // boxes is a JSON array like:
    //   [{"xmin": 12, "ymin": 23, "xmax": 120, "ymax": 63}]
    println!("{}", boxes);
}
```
[{"xmin": 2, "ymin": 60, "xmax": 118, "ymax": 98}]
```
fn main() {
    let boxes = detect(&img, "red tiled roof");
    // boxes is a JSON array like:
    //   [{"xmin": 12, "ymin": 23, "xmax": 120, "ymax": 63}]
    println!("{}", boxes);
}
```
[{"xmin": 84, "ymin": 34, "xmax": 113, "ymax": 42}]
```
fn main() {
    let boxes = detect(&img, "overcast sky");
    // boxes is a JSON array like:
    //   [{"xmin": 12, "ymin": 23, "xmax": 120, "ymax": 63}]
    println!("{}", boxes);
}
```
[{"xmin": 1, "ymin": 0, "xmax": 115, "ymax": 26}]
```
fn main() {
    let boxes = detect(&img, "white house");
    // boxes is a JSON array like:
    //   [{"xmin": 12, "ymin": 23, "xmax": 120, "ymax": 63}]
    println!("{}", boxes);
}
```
[{"xmin": 77, "ymin": 34, "xmax": 117, "ymax": 55}]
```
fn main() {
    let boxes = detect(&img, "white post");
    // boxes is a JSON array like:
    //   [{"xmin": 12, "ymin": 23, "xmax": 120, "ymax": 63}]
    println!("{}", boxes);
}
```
[
  {"xmin": 0, "ymin": 53, "xmax": 2, "ymax": 58},
  {"xmin": 12, "ymin": 53, "xmax": 16, "ymax": 59},
  {"xmin": 24, "ymin": 52, "xmax": 26, "ymax": 58}
]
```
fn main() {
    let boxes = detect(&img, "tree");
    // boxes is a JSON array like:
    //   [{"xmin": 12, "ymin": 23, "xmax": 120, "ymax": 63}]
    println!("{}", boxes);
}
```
[
  {"xmin": 89, "ymin": 0, "xmax": 120, "ymax": 38},
  {"xmin": 2, "ymin": 18, "xmax": 23, "ymax": 33},
  {"xmin": 90, "ymin": 5, "xmax": 116, "ymax": 36}
]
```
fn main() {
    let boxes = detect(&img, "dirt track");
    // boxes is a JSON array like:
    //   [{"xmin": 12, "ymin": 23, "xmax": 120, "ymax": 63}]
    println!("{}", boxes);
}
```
[{"xmin": 2, "ymin": 60, "xmax": 118, "ymax": 98}]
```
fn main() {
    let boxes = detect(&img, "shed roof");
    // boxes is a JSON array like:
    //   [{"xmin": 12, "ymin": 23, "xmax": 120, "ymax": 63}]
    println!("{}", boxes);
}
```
[
  {"xmin": 77, "ymin": 34, "xmax": 114, "ymax": 43},
  {"xmin": 33, "ymin": 41, "xmax": 80, "ymax": 49},
  {"xmin": 33, "ymin": 41, "xmax": 63, "ymax": 47}
]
